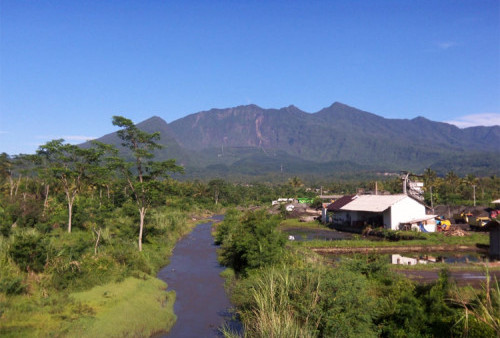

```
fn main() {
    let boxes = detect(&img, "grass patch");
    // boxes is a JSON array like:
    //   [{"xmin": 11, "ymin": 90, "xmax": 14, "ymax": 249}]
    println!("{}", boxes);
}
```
[
  {"xmin": 279, "ymin": 218, "xmax": 326, "ymax": 230},
  {"xmin": 295, "ymin": 231, "xmax": 489, "ymax": 249},
  {"xmin": 67, "ymin": 276, "xmax": 176, "ymax": 337}
]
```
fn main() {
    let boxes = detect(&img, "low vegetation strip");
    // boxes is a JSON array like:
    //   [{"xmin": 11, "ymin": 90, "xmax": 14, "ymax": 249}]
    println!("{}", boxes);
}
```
[
  {"xmin": 296, "ymin": 231, "xmax": 489, "ymax": 249},
  {"xmin": 311, "ymin": 245, "xmax": 483, "ymax": 254}
]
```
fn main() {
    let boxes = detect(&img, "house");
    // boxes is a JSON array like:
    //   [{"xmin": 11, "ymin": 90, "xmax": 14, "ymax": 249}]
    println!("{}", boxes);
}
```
[
  {"xmin": 326, "ymin": 194, "xmax": 429, "ymax": 231},
  {"xmin": 323, "ymin": 195, "xmax": 356, "ymax": 224}
]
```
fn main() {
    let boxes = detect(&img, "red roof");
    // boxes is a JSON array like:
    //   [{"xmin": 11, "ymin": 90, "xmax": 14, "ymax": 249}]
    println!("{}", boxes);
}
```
[{"xmin": 326, "ymin": 195, "xmax": 356, "ymax": 211}]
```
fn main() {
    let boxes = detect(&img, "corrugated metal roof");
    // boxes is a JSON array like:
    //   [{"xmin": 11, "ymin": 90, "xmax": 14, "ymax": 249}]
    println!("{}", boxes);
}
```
[
  {"xmin": 340, "ymin": 194, "xmax": 409, "ymax": 212},
  {"xmin": 326, "ymin": 195, "xmax": 356, "ymax": 211}
]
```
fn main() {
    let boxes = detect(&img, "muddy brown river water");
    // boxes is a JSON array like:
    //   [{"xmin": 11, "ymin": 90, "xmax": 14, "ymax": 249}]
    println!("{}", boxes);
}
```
[{"xmin": 155, "ymin": 216, "xmax": 241, "ymax": 337}]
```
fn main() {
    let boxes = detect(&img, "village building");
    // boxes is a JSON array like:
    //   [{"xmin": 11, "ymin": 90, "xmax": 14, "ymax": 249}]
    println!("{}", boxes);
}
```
[{"xmin": 327, "ymin": 194, "xmax": 431, "ymax": 231}]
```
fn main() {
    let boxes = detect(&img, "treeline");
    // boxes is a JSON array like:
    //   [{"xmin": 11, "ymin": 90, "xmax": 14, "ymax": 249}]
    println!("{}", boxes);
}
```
[
  {"xmin": 216, "ymin": 210, "xmax": 499, "ymax": 337},
  {"xmin": 320, "ymin": 170, "xmax": 500, "ymax": 206}
]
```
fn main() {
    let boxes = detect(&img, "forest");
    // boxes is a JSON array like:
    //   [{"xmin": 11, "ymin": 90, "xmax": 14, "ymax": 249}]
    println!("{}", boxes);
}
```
[{"xmin": 0, "ymin": 116, "xmax": 499, "ymax": 336}]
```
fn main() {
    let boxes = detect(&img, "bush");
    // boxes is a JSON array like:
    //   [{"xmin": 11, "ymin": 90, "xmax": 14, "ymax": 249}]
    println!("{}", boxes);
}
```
[
  {"xmin": 0, "ymin": 275, "xmax": 26, "ymax": 295},
  {"xmin": 48, "ymin": 253, "xmax": 122, "ymax": 291},
  {"xmin": 9, "ymin": 231, "xmax": 49, "ymax": 272},
  {"xmin": 217, "ymin": 210, "xmax": 286, "ymax": 274},
  {"xmin": 0, "ymin": 256, "xmax": 27, "ymax": 295}
]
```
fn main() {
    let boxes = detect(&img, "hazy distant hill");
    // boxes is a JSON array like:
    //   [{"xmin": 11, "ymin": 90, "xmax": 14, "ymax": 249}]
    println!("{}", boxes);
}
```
[{"xmin": 89, "ymin": 102, "xmax": 500, "ymax": 178}]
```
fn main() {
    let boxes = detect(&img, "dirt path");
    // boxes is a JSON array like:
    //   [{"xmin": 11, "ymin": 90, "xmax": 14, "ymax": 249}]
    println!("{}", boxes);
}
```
[{"xmin": 156, "ymin": 218, "xmax": 241, "ymax": 337}]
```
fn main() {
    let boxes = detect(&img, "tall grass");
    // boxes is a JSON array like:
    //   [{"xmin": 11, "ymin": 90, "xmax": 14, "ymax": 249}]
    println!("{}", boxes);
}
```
[
  {"xmin": 246, "ymin": 268, "xmax": 316, "ymax": 338},
  {"xmin": 230, "ymin": 266, "xmax": 319, "ymax": 338},
  {"xmin": 452, "ymin": 269, "xmax": 500, "ymax": 336}
]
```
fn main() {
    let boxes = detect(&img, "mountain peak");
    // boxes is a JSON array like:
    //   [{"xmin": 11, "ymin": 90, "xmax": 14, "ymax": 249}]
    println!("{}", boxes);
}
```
[{"xmin": 139, "ymin": 115, "xmax": 167, "ymax": 124}]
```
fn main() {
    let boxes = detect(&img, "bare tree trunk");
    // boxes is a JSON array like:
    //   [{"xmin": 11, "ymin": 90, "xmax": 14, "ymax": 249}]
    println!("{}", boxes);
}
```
[
  {"xmin": 67, "ymin": 192, "xmax": 76, "ymax": 233},
  {"xmin": 14, "ymin": 175, "xmax": 22, "ymax": 196},
  {"xmin": 99, "ymin": 188, "xmax": 102, "ymax": 208},
  {"xmin": 9, "ymin": 176, "xmax": 14, "ymax": 197},
  {"xmin": 93, "ymin": 227, "xmax": 101, "ymax": 255},
  {"xmin": 138, "ymin": 207, "xmax": 146, "ymax": 251},
  {"xmin": 43, "ymin": 184, "xmax": 50, "ymax": 216}
]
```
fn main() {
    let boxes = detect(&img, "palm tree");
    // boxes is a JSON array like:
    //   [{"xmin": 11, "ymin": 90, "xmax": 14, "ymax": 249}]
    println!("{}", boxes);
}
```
[
  {"xmin": 288, "ymin": 176, "xmax": 304, "ymax": 188},
  {"xmin": 461, "ymin": 174, "xmax": 479, "ymax": 205}
]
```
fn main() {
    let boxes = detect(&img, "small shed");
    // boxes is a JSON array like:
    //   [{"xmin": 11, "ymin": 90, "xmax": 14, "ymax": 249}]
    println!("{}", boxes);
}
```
[{"xmin": 399, "ymin": 215, "xmax": 438, "ymax": 232}]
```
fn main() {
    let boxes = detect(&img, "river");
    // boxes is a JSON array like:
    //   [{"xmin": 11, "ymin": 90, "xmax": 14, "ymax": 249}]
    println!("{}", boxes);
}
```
[{"xmin": 156, "ymin": 216, "xmax": 241, "ymax": 337}]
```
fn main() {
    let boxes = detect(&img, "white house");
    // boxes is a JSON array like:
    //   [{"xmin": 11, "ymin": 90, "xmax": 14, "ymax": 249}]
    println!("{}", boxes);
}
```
[{"xmin": 328, "ymin": 194, "xmax": 429, "ymax": 231}]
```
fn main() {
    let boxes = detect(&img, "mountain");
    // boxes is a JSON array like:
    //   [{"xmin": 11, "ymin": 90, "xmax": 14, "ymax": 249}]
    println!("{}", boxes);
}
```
[
  {"xmin": 88, "ymin": 102, "xmax": 500, "ymax": 179},
  {"xmin": 83, "ymin": 116, "xmax": 194, "ymax": 167}
]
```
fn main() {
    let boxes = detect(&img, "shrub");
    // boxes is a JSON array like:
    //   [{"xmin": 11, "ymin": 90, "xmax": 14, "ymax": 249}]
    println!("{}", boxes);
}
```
[
  {"xmin": 9, "ymin": 230, "xmax": 49, "ymax": 272},
  {"xmin": 0, "ymin": 255, "xmax": 27, "ymax": 295},
  {"xmin": 217, "ymin": 210, "xmax": 286, "ymax": 274},
  {"xmin": 0, "ymin": 275, "xmax": 26, "ymax": 295}
]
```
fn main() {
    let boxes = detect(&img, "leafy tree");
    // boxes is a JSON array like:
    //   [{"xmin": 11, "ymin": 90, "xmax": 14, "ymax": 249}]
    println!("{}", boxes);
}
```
[
  {"xmin": 208, "ymin": 179, "xmax": 226, "ymax": 205},
  {"xmin": 288, "ymin": 176, "xmax": 304, "ymax": 188},
  {"xmin": 37, "ymin": 139, "xmax": 105, "ymax": 233},
  {"xmin": 111, "ymin": 116, "xmax": 183, "ymax": 251}
]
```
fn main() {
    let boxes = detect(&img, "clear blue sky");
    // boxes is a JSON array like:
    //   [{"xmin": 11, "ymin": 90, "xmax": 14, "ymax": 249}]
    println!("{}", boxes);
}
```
[{"xmin": 1, "ymin": 0, "xmax": 499, "ymax": 155}]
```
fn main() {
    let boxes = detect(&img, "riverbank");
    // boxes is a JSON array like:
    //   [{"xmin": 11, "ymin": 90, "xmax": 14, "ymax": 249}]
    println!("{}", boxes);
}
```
[{"xmin": 0, "ymin": 209, "xmax": 205, "ymax": 337}]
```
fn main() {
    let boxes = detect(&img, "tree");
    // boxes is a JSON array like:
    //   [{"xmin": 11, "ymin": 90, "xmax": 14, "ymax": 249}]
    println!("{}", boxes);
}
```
[
  {"xmin": 37, "ymin": 139, "xmax": 105, "ymax": 233},
  {"xmin": 288, "ymin": 176, "xmax": 304, "ymax": 188},
  {"xmin": 208, "ymin": 179, "xmax": 226, "ymax": 205},
  {"xmin": 111, "ymin": 116, "xmax": 183, "ymax": 251},
  {"xmin": 445, "ymin": 171, "xmax": 460, "ymax": 193},
  {"xmin": 461, "ymin": 174, "xmax": 479, "ymax": 205}
]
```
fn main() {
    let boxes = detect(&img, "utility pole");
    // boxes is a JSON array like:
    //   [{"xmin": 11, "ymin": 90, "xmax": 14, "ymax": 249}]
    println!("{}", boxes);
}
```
[
  {"xmin": 402, "ymin": 172, "xmax": 410, "ymax": 195},
  {"xmin": 472, "ymin": 185, "xmax": 476, "ymax": 206},
  {"xmin": 430, "ymin": 186, "xmax": 434, "ymax": 213}
]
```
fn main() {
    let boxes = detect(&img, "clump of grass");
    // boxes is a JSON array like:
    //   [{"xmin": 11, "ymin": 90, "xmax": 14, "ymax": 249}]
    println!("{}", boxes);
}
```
[
  {"xmin": 451, "ymin": 269, "xmax": 500, "ymax": 336},
  {"xmin": 242, "ymin": 268, "xmax": 315, "ymax": 338}
]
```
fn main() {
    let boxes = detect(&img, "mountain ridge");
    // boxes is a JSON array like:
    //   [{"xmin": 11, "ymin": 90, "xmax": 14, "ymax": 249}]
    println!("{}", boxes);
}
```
[{"xmin": 88, "ymin": 102, "xmax": 500, "ymax": 178}]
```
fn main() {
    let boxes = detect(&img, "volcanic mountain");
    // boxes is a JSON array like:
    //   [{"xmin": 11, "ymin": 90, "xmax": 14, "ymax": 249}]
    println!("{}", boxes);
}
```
[{"xmin": 90, "ymin": 102, "xmax": 500, "ymax": 178}]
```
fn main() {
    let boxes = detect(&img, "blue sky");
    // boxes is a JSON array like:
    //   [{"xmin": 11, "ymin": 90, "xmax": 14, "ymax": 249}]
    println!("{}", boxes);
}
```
[{"xmin": 1, "ymin": 0, "xmax": 499, "ymax": 155}]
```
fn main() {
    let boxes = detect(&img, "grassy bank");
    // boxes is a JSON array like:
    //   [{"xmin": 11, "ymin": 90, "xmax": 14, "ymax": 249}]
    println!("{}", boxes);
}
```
[
  {"xmin": 0, "ymin": 208, "xmax": 203, "ymax": 337},
  {"xmin": 0, "ymin": 276, "xmax": 176, "ymax": 337},
  {"xmin": 68, "ymin": 276, "xmax": 176, "ymax": 337}
]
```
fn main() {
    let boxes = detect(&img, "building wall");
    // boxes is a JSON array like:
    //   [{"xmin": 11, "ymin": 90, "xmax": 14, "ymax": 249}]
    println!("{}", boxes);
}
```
[
  {"xmin": 387, "ymin": 197, "xmax": 426, "ymax": 230},
  {"xmin": 491, "ymin": 227, "xmax": 500, "ymax": 260}
]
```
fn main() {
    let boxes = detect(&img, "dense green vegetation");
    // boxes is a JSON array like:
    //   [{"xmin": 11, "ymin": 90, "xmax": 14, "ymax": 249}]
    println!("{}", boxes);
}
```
[
  {"xmin": 1, "ymin": 114, "xmax": 499, "ymax": 336},
  {"xmin": 216, "ymin": 210, "xmax": 499, "ymax": 337},
  {"xmin": 0, "ymin": 118, "xmax": 320, "ymax": 336}
]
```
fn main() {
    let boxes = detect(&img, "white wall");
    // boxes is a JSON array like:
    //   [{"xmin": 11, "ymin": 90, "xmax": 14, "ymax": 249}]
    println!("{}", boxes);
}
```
[{"xmin": 388, "ymin": 197, "xmax": 426, "ymax": 230}]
